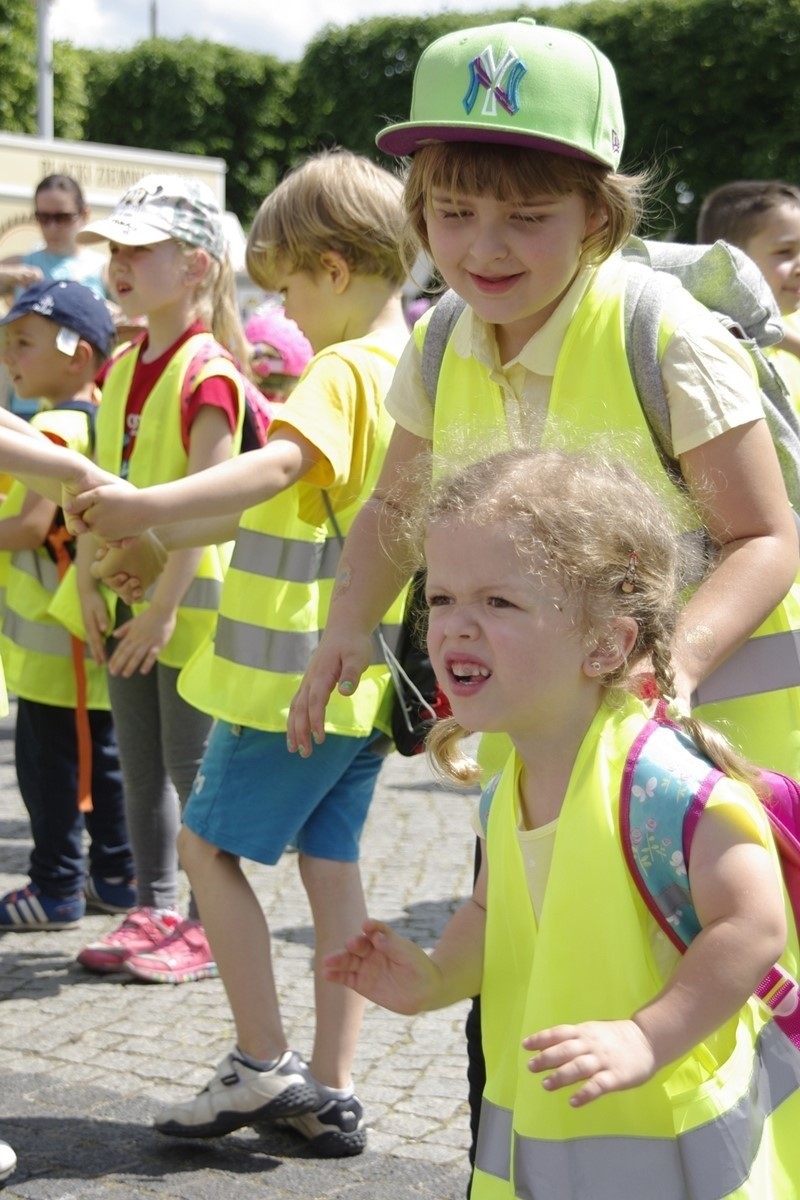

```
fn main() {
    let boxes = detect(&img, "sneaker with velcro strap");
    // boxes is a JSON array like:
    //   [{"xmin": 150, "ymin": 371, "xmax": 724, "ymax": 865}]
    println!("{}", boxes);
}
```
[
  {"xmin": 154, "ymin": 1048, "xmax": 318, "ymax": 1138},
  {"xmin": 0, "ymin": 1138, "xmax": 16, "ymax": 1182},
  {"xmin": 276, "ymin": 1093, "xmax": 367, "ymax": 1157}
]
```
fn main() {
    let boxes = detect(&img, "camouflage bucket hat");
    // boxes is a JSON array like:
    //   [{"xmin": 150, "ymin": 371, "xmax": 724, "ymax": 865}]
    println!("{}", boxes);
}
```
[{"xmin": 78, "ymin": 173, "xmax": 226, "ymax": 260}]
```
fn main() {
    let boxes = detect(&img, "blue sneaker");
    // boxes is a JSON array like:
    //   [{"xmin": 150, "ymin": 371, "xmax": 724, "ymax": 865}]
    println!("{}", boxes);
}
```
[
  {"xmin": 85, "ymin": 876, "xmax": 137, "ymax": 915},
  {"xmin": 0, "ymin": 883, "xmax": 85, "ymax": 930}
]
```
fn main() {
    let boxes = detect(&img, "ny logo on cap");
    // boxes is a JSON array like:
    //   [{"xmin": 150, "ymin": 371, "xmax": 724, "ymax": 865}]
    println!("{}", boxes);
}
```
[
  {"xmin": 32, "ymin": 295, "xmax": 55, "ymax": 316},
  {"xmin": 464, "ymin": 45, "xmax": 526, "ymax": 118}
]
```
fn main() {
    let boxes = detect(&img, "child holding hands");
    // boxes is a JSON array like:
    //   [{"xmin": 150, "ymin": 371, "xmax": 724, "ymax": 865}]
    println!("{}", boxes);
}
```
[
  {"xmin": 326, "ymin": 447, "xmax": 800, "ymax": 1199},
  {"xmin": 69, "ymin": 150, "xmax": 411, "ymax": 1154},
  {"xmin": 0, "ymin": 280, "xmax": 134, "ymax": 928},
  {"xmin": 61, "ymin": 175, "xmax": 250, "ymax": 984}
]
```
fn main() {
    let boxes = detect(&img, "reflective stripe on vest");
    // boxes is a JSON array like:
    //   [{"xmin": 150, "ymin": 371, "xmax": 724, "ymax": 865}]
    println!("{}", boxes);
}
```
[
  {"xmin": 693, "ymin": 629, "xmax": 800, "ymax": 706},
  {"xmin": 3, "ymin": 607, "xmax": 87, "ymax": 658},
  {"xmin": 10, "ymin": 549, "xmax": 59, "ymax": 592},
  {"xmin": 141, "ymin": 574, "xmax": 223, "ymax": 613},
  {"xmin": 233, "ymin": 526, "xmax": 341, "ymax": 583},
  {"xmin": 214, "ymin": 614, "xmax": 402, "ymax": 675},
  {"xmin": 477, "ymin": 1020, "xmax": 800, "ymax": 1200}
]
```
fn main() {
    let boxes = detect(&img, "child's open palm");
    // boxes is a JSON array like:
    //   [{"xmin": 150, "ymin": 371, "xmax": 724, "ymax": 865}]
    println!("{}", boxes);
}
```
[
  {"xmin": 107, "ymin": 604, "xmax": 176, "ymax": 677},
  {"xmin": 524, "ymin": 1019, "xmax": 657, "ymax": 1107},
  {"xmin": 323, "ymin": 919, "xmax": 440, "ymax": 1016}
]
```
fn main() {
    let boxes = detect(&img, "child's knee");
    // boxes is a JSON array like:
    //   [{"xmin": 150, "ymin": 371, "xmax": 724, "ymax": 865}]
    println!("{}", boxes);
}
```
[{"xmin": 177, "ymin": 824, "xmax": 227, "ymax": 873}]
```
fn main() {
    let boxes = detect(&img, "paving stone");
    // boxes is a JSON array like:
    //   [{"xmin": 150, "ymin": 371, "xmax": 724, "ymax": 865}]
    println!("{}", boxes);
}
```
[{"xmin": 0, "ymin": 700, "xmax": 474, "ymax": 1198}]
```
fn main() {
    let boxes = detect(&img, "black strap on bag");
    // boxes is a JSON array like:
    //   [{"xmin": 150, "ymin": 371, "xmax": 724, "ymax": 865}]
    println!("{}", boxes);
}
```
[{"xmin": 322, "ymin": 492, "xmax": 442, "ymax": 755}]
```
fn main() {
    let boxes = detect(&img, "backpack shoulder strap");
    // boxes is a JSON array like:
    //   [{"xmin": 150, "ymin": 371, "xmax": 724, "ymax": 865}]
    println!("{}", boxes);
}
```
[
  {"xmin": 179, "ymin": 337, "xmax": 272, "ymax": 452},
  {"xmin": 53, "ymin": 398, "xmax": 98, "ymax": 455},
  {"xmin": 478, "ymin": 772, "xmax": 503, "ymax": 840},
  {"xmin": 622, "ymin": 261, "xmax": 679, "ymax": 472},
  {"xmin": 420, "ymin": 289, "xmax": 467, "ymax": 404},
  {"xmin": 620, "ymin": 712, "xmax": 724, "ymax": 951},
  {"xmin": 622, "ymin": 710, "xmax": 800, "ymax": 1046}
]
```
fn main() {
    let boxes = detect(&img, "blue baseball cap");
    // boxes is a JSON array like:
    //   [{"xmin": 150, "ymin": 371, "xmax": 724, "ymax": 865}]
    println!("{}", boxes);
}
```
[{"xmin": 0, "ymin": 279, "xmax": 117, "ymax": 358}]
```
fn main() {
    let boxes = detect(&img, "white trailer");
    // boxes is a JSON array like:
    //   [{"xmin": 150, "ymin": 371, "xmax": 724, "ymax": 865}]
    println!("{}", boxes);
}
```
[{"xmin": 0, "ymin": 131, "xmax": 247, "ymax": 268}]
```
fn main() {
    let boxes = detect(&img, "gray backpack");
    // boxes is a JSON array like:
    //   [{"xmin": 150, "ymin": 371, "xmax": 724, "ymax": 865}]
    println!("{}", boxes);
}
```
[{"xmin": 420, "ymin": 237, "xmax": 800, "ymax": 510}]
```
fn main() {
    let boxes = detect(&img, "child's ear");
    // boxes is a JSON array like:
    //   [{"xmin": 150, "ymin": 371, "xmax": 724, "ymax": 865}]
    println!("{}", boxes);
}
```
[
  {"xmin": 582, "ymin": 202, "xmax": 609, "ymax": 246},
  {"xmin": 582, "ymin": 616, "xmax": 639, "ymax": 678},
  {"xmin": 70, "ymin": 339, "xmax": 95, "ymax": 373},
  {"xmin": 318, "ymin": 250, "xmax": 351, "ymax": 295},
  {"xmin": 182, "ymin": 248, "xmax": 211, "ymax": 286}
]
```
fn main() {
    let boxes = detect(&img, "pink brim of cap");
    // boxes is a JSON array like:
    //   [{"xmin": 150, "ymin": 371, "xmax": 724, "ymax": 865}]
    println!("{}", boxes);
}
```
[{"xmin": 377, "ymin": 123, "xmax": 603, "ymax": 164}]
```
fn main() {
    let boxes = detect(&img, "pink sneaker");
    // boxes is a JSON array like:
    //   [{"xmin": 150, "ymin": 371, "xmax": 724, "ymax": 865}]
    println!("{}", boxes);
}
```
[
  {"xmin": 76, "ymin": 907, "xmax": 180, "ymax": 974},
  {"xmin": 123, "ymin": 919, "xmax": 217, "ymax": 984}
]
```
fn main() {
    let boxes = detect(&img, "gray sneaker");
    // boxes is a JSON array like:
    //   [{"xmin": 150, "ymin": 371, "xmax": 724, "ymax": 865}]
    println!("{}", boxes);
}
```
[
  {"xmin": 154, "ymin": 1049, "xmax": 318, "ymax": 1138},
  {"xmin": 0, "ymin": 1138, "xmax": 16, "ymax": 1182},
  {"xmin": 277, "ymin": 1093, "xmax": 367, "ymax": 1157}
]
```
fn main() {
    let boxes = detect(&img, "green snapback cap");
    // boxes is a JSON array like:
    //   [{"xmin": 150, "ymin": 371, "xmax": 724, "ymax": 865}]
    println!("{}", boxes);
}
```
[{"xmin": 376, "ymin": 19, "xmax": 624, "ymax": 170}]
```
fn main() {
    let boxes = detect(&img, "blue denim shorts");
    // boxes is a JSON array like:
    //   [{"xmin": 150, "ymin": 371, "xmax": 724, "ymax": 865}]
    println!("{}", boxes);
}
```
[{"xmin": 183, "ymin": 721, "xmax": 386, "ymax": 865}]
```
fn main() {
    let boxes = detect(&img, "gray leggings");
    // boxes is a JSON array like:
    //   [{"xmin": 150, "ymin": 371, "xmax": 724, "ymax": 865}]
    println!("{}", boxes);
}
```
[{"xmin": 107, "ymin": 661, "xmax": 212, "ymax": 915}]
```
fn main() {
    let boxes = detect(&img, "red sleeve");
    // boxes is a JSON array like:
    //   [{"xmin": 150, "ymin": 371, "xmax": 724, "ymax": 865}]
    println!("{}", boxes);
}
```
[{"xmin": 180, "ymin": 375, "xmax": 240, "ymax": 452}]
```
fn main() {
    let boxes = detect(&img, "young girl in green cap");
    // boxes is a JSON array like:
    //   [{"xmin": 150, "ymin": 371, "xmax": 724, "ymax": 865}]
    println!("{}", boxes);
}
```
[
  {"xmin": 290, "ymin": 16, "xmax": 800, "ymax": 780},
  {"xmin": 285, "ymin": 15, "xmax": 800, "ymax": 1195}
]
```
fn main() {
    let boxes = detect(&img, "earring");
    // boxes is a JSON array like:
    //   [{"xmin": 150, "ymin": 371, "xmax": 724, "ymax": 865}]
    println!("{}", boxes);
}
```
[{"xmin": 591, "ymin": 661, "xmax": 601, "ymax": 673}]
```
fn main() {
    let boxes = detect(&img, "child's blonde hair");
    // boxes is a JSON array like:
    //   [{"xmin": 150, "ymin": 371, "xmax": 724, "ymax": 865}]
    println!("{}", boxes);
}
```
[
  {"xmin": 403, "ymin": 143, "xmax": 644, "ymax": 270},
  {"xmin": 177, "ymin": 242, "xmax": 250, "ymax": 371},
  {"xmin": 246, "ymin": 149, "xmax": 408, "ymax": 291},
  {"xmin": 415, "ymin": 447, "xmax": 762, "ymax": 793}
]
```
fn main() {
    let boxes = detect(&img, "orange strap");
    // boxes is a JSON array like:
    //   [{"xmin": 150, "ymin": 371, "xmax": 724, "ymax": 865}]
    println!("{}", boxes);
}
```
[{"xmin": 47, "ymin": 524, "xmax": 93, "ymax": 814}]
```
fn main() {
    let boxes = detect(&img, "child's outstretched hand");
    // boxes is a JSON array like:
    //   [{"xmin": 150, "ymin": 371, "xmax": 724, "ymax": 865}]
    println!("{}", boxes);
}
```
[
  {"xmin": 524, "ymin": 1019, "xmax": 657, "ymax": 1107},
  {"xmin": 323, "ymin": 918, "xmax": 439, "ymax": 1016}
]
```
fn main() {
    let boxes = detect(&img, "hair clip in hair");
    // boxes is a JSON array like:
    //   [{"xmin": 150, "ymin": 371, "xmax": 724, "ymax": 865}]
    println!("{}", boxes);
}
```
[{"xmin": 621, "ymin": 550, "xmax": 638, "ymax": 594}]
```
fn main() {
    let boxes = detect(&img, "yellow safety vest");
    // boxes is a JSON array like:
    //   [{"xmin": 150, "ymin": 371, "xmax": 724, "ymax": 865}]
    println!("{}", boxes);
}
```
[
  {"xmin": 421, "ymin": 254, "xmax": 800, "ymax": 777},
  {"xmin": 474, "ymin": 694, "xmax": 800, "ymax": 1199},
  {"xmin": 178, "ymin": 337, "xmax": 407, "ymax": 737},
  {"xmin": 52, "ymin": 334, "xmax": 245, "ymax": 669},
  {"xmin": 768, "ymin": 344, "xmax": 800, "ymax": 417},
  {"xmin": 0, "ymin": 405, "xmax": 110, "ymax": 709}
]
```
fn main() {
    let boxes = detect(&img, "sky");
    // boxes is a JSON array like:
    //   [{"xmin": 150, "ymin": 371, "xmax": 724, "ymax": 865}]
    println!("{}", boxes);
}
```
[{"xmin": 48, "ymin": 0, "xmax": 569, "ymax": 63}]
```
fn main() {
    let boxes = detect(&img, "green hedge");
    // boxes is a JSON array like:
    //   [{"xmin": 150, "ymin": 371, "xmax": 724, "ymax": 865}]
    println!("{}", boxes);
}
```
[
  {"xmin": 80, "ymin": 39, "xmax": 292, "ymax": 223},
  {"xmin": 2, "ymin": 0, "xmax": 800, "ymax": 235}
]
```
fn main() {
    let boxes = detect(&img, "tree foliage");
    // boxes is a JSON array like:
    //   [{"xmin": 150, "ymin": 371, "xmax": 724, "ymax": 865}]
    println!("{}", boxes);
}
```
[
  {"xmin": 0, "ymin": 1, "xmax": 86, "ymax": 137},
  {"xmin": 80, "ymin": 39, "xmax": 293, "ymax": 223},
  {"xmin": 288, "ymin": 0, "xmax": 800, "ymax": 240},
  {"xmin": 0, "ymin": 0, "xmax": 37, "ymax": 132},
  {"xmin": 1, "ymin": 0, "xmax": 800, "ymax": 238}
]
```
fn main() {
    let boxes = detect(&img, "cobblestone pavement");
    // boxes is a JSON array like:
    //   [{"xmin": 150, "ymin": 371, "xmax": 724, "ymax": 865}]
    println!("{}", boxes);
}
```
[{"xmin": 0, "ymin": 701, "xmax": 478, "ymax": 1198}]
